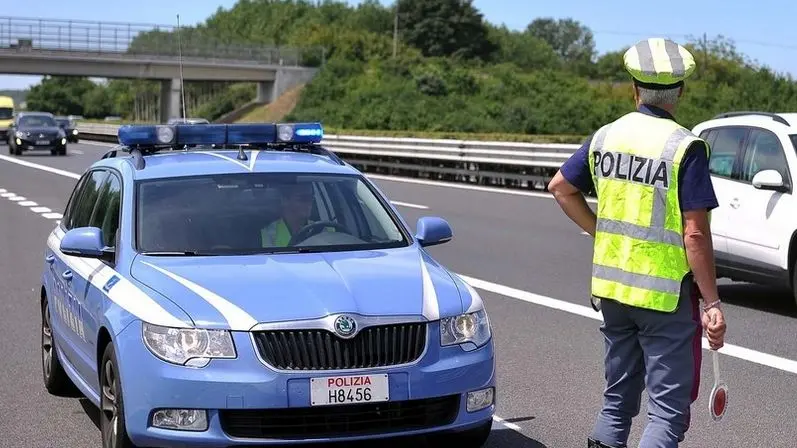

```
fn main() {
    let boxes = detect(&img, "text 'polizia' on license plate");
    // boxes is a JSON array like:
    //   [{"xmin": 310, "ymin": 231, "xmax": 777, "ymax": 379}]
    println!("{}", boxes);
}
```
[{"xmin": 310, "ymin": 374, "xmax": 389, "ymax": 406}]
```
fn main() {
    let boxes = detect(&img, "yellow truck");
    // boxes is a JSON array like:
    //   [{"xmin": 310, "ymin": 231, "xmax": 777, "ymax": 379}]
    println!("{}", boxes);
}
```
[{"xmin": 0, "ymin": 96, "xmax": 13, "ymax": 142}]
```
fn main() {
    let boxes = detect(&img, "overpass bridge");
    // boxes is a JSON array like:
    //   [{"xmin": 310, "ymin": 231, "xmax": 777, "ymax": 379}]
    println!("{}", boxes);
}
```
[{"xmin": 0, "ymin": 16, "xmax": 322, "ymax": 121}]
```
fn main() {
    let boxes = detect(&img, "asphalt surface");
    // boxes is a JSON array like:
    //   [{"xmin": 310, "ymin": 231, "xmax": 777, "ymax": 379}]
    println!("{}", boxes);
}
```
[{"xmin": 1, "ymin": 141, "xmax": 796, "ymax": 447}]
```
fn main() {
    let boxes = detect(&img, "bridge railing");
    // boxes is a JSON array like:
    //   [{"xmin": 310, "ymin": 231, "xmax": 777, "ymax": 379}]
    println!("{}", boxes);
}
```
[
  {"xmin": 77, "ymin": 123, "xmax": 581, "ymax": 191},
  {"xmin": 0, "ymin": 16, "xmax": 322, "ymax": 66}
]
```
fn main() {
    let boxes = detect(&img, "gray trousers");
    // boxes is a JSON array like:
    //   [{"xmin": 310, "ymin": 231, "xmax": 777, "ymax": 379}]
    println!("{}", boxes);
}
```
[{"xmin": 591, "ymin": 279, "xmax": 702, "ymax": 448}]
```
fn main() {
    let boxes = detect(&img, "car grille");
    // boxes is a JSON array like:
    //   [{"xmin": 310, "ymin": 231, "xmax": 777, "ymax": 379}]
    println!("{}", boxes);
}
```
[
  {"xmin": 252, "ymin": 322, "xmax": 427, "ymax": 370},
  {"xmin": 219, "ymin": 395, "xmax": 459, "ymax": 439}
]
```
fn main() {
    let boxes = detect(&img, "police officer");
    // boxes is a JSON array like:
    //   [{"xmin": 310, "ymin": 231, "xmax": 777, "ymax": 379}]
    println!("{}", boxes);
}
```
[{"xmin": 547, "ymin": 38, "xmax": 727, "ymax": 448}]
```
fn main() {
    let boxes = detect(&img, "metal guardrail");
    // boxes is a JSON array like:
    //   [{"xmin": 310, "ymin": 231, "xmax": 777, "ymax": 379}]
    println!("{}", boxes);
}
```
[
  {"xmin": 0, "ymin": 16, "xmax": 322, "ymax": 67},
  {"xmin": 77, "ymin": 123, "xmax": 581, "ymax": 190}
]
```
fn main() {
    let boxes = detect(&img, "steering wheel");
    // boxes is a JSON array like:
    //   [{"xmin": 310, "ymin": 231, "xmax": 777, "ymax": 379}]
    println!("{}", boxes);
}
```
[{"xmin": 288, "ymin": 221, "xmax": 351, "ymax": 246}]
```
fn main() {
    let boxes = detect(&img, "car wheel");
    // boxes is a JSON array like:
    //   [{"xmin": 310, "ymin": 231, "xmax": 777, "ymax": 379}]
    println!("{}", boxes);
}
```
[
  {"xmin": 428, "ymin": 419, "xmax": 492, "ymax": 447},
  {"xmin": 58, "ymin": 147, "xmax": 67, "ymax": 156},
  {"xmin": 41, "ymin": 296, "xmax": 76, "ymax": 395},
  {"xmin": 100, "ymin": 344, "xmax": 137, "ymax": 448}
]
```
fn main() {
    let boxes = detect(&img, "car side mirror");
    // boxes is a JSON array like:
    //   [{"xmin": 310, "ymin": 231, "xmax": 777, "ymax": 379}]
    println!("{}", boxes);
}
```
[
  {"xmin": 60, "ymin": 227, "xmax": 114, "ymax": 261},
  {"xmin": 415, "ymin": 216, "xmax": 453, "ymax": 247},
  {"xmin": 752, "ymin": 169, "xmax": 787, "ymax": 192}
]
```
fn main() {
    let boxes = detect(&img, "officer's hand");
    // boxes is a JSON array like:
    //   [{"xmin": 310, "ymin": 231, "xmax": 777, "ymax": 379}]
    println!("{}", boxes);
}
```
[{"xmin": 702, "ymin": 307, "xmax": 726, "ymax": 350}]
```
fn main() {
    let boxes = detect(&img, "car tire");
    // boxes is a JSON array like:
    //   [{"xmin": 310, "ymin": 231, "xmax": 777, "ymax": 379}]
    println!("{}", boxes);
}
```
[
  {"xmin": 428, "ymin": 419, "xmax": 492, "ymax": 447},
  {"xmin": 58, "ymin": 147, "xmax": 67, "ymax": 156},
  {"xmin": 100, "ymin": 343, "xmax": 137, "ymax": 448},
  {"xmin": 41, "ymin": 296, "xmax": 76, "ymax": 396}
]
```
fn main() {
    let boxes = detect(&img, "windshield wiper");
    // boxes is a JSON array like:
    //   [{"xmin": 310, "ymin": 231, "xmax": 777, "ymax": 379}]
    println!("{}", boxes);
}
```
[
  {"xmin": 259, "ymin": 247, "xmax": 323, "ymax": 254},
  {"xmin": 141, "ymin": 250, "xmax": 217, "ymax": 256}
]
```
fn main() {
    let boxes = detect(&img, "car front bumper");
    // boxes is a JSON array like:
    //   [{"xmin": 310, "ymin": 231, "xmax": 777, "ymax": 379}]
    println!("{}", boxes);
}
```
[
  {"xmin": 13, "ymin": 137, "xmax": 66, "ymax": 150},
  {"xmin": 115, "ymin": 320, "xmax": 496, "ymax": 447}
]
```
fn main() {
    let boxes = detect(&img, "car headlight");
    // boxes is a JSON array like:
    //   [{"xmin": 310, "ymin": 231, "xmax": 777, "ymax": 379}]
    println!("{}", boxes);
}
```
[
  {"xmin": 142, "ymin": 322, "xmax": 236, "ymax": 367},
  {"xmin": 440, "ymin": 310, "xmax": 491, "ymax": 348},
  {"xmin": 72, "ymin": 129, "xmax": 78, "ymax": 135},
  {"xmin": 61, "ymin": 138, "xmax": 66, "ymax": 145}
]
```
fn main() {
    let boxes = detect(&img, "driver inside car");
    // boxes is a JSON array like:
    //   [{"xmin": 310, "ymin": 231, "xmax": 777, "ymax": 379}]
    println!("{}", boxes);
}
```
[{"xmin": 260, "ymin": 180, "xmax": 335, "ymax": 247}]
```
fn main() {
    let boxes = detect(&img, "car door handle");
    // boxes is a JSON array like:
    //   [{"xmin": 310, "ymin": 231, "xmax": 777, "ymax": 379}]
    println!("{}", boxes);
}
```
[
  {"xmin": 61, "ymin": 270, "xmax": 73, "ymax": 281},
  {"xmin": 45, "ymin": 254, "xmax": 55, "ymax": 264},
  {"xmin": 729, "ymin": 198, "xmax": 740, "ymax": 209}
]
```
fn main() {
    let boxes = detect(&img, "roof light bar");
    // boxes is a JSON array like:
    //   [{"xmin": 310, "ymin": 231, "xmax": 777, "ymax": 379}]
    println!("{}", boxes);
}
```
[{"xmin": 117, "ymin": 122, "xmax": 324, "ymax": 147}]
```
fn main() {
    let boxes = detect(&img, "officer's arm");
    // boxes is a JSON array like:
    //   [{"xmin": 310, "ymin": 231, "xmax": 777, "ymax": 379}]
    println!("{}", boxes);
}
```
[
  {"xmin": 680, "ymin": 142, "xmax": 721, "ymax": 303},
  {"xmin": 683, "ymin": 210, "xmax": 720, "ymax": 303},
  {"xmin": 549, "ymin": 144, "xmax": 597, "ymax": 236}
]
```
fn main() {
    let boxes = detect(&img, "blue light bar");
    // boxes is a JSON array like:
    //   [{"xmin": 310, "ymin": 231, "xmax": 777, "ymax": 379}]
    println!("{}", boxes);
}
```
[
  {"xmin": 117, "ymin": 122, "xmax": 324, "ymax": 148},
  {"xmin": 226, "ymin": 124, "xmax": 277, "ymax": 145}
]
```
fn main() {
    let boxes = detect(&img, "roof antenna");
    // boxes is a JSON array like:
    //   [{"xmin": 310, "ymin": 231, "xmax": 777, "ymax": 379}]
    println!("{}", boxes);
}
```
[{"xmin": 176, "ymin": 14, "xmax": 188, "ymax": 121}]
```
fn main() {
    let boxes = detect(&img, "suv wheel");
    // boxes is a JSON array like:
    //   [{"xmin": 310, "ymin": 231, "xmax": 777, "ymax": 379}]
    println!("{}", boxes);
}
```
[
  {"xmin": 42, "ymin": 296, "xmax": 76, "ymax": 395},
  {"xmin": 100, "ymin": 344, "xmax": 137, "ymax": 448}
]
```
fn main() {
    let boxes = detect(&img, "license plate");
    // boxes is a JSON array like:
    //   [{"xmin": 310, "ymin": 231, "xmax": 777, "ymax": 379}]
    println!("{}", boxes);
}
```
[
  {"xmin": 310, "ymin": 374, "xmax": 389, "ymax": 406},
  {"xmin": 35, "ymin": 140, "xmax": 49, "ymax": 145}
]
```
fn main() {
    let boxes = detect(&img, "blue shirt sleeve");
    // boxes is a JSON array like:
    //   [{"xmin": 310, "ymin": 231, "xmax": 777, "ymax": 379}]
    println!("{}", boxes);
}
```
[
  {"xmin": 678, "ymin": 141, "xmax": 719, "ymax": 212},
  {"xmin": 559, "ymin": 133, "xmax": 595, "ymax": 194}
]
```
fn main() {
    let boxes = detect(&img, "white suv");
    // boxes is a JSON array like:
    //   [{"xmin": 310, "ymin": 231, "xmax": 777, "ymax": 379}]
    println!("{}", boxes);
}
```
[{"xmin": 692, "ymin": 112, "xmax": 797, "ymax": 306}]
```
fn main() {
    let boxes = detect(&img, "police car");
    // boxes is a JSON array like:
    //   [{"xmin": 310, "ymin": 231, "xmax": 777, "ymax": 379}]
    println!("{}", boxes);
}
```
[
  {"xmin": 40, "ymin": 122, "xmax": 496, "ymax": 447},
  {"xmin": 692, "ymin": 111, "xmax": 797, "ymax": 306}
]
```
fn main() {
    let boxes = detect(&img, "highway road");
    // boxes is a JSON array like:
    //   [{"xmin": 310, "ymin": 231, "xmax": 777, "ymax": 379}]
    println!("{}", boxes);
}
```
[{"xmin": 1, "ymin": 141, "xmax": 796, "ymax": 447}]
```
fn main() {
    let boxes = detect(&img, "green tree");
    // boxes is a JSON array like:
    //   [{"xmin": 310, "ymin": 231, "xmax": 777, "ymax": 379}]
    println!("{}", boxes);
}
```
[
  {"xmin": 526, "ymin": 18, "xmax": 596, "ymax": 75},
  {"xmin": 26, "ymin": 76, "xmax": 97, "ymax": 116},
  {"xmin": 397, "ymin": 0, "xmax": 497, "ymax": 60}
]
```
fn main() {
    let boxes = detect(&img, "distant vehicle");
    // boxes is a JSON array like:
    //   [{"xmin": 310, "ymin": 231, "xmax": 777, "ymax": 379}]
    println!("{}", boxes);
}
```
[
  {"xmin": 167, "ymin": 117, "xmax": 210, "ymax": 125},
  {"xmin": 0, "ymin": 96, "xmax": 14, "ymax": 143},
  {"xmin": 40, "ymin": 122, "xmax": 495, "ymax": 448},
  {"xmin": 692, "ymin": 111, "xmax": 797, "ymax": 306},
  {"xmin": 54, "ymin": 116, "xmax": 79, "ymax": 143},
  {"xmin": 8, "ymin": 111, "xmax": 67, "ymax": 156}
]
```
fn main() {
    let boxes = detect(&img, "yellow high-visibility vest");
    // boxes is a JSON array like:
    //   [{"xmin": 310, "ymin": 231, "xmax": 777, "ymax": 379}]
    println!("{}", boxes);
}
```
[{"xmin": 588, "ymin": 111, "xmax": 708, "ymax": 312}]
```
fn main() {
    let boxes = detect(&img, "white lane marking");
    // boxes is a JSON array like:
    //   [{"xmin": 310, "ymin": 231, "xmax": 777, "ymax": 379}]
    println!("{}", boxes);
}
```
[
  {"xmin": 0, "ymin": 154, "xmax": 81, "ymax": 179},
  {"xmin": 18, "ymin": 201, "xmax": 38, "ymax": 206},
  {"xmin": 493, "ymin": 415, "xmax": 522, "ymax": 431},
  {"xmin": 458, "ymin": 274, "xmax": 797, "ymax": 375},
  {"xmin": 0, "ymin": 187, "xmax": 63, "ymax": 220},
  {"xmin": 70, "ymin": 149, "xmax": 85, "ymax": 155},
  {"xmin": 390, "ymin": 200, "xmax": 429, "ymax": 210},
  {"xmin": 8, "ymin": 141, "xmax": 797, "ymax": 375},
  {"xmin": 30, "ymin": 207, "xmax": 52, "ymax": 213},
  {"xmin": 1, "ymin": 192, "xmax": 15, "ymax": 197},
  {"xmin": 42, "ymin": 212, "xmax": 63, "ymax": 219},
  {"xmin": 8, "ymin": 196, "xmax": 25, "ymax": 201},
  {"xmin": 0, "ymin": 189, "xmax": 6, "ymax": 193},
  {"xmin": 141, "ymin": 261, "xmax": 258, "ymax": 331},
  {"xmin": 368, "ymin": 174, "xmax": 598, "ymax": 204}
]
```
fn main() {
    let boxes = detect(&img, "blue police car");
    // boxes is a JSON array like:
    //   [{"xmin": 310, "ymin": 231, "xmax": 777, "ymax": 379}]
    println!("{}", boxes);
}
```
[{"xmin": 40, "ymin": 122, "xmax": 496, "ymax": 447}]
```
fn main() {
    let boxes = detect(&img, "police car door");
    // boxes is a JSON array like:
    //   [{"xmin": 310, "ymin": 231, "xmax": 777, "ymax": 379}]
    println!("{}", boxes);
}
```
[{"xmin": 52, "ymin": 169, "xmax": 110, "ymax": 383}]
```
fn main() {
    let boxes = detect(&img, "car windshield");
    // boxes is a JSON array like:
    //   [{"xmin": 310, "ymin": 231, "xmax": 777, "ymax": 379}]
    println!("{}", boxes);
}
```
[
  {"xmin": 19, "ymin": 115, "xmax": 56, "ymax": 128},
  {"xmin": 0, "ymin": 107, "xmax": 12, "ymax": 119},
  {"xmin": 55, "ymin": 118, "xmax": 71, "ymax": 127},
  {"xmin": 136, "ymin": 172, "xmax": 410, "ymax": 255}
]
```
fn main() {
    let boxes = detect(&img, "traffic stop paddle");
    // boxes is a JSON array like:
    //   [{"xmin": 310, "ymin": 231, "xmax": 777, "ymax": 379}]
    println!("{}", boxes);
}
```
[{"xmin": 708, "ymin": 349, "xmax": 728, "ymax": 421}]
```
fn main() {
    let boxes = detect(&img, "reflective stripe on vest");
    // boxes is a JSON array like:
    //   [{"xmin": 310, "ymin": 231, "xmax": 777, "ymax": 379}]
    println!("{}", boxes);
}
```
[{"xmin": 587, "ymin": 112, "xmax": 707, "ymax": 312}]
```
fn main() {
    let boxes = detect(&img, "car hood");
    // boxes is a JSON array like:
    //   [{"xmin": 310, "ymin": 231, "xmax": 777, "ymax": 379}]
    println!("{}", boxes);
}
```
[
  {"xmin": 130, "ymin": 246, "xmax": 469, "ymax": 331},
  {"xmin": 18, "ymin": 126, "xmax": 61, "ymax": 135}
]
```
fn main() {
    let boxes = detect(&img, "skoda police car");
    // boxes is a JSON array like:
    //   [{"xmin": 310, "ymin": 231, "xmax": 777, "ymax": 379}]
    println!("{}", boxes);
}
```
[{"xmin": 40, "ymin": 122, "xmax": 496, "ymax": 447}]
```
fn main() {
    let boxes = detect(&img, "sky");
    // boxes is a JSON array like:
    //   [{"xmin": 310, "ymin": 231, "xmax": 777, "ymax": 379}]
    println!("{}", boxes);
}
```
[{"xmin": 2, "ymin": 0, "xmax": 796, "ymax": 90}]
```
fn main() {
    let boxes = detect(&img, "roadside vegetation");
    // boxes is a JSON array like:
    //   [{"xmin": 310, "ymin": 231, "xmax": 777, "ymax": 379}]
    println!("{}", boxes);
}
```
[{"xmin": 19, "ymin": 0, "xmax": 797, "ymax": 140}]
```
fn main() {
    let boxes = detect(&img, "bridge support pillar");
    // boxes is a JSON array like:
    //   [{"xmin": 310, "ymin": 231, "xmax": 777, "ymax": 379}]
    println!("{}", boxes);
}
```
[
  {"xmin": 255, "ymin": 81, "xmax": 274, "ymax": 103},
  {"xmin": 159, "ymin": 78, "xmax": 182, "ymax": 123}
]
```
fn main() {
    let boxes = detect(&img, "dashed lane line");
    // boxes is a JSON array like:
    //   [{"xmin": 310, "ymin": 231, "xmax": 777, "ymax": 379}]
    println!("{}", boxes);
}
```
[
  {"xmin": 0, "ymin": 187, "xmax": 62, "ymax": 221},
  {"xmin": 5, "ymin": 146, "xmax": 797, "ymax": 375}
]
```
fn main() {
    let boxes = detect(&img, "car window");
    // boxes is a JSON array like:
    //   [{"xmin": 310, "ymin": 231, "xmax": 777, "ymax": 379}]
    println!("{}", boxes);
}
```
[
  {"xmin": 18, "ymin": 115, "xmax": 56, "ymax": 128},
  {"xmin": 790, "ymin": 135, "xmax": 797, "ymax": 155},
  {"xmin": 62, "ymin": 174, "xmax": 90, "ymax": 230},
  {"xmin": 0, "ymin": 107, "xmax": 12, "ymax": 120},
  {"xmin": 740, "ymin": 129, "xmax": 789, "ymax": 183},
  {"xmin": 135, "ymin": 173, "xmax": 409, "ymax": 255},
  {"xmin": 69, "ymin": 170, "xmax": 109, "ymax": 229},
  {"xmin": 708, "ymin": 127, "xmax": 747, "ymax": 178},
  {"xmin": 89, "ymin": 173, "xmax": 122, "ymax": 248}
]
